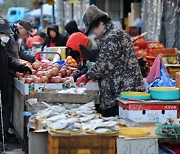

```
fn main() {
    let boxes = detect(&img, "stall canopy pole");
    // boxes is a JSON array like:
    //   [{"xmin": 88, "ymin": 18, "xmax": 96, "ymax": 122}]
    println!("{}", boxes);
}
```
[
  {"xmin": 40, "ymin": 4, "xmax": 44, "ymax": 30},
  {"xmin": 52, "ymin": 4, "xmax": 55, "ymax": 24},
  {"xmin": 71, "ymin": 3, "xmax": 74, "ymax": 19}
]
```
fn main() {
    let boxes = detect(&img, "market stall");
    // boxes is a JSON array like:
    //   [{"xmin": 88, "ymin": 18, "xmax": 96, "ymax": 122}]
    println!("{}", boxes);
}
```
[{"xmin": 12, "ymin": 37, "xmax": 180, "ymax": 154}]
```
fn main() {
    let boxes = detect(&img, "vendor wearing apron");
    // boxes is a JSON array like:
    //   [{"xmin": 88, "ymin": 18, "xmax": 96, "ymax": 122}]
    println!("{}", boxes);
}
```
[{"xmin": 76, "ymin": 5, "xmax": 145, "ymax": 117}]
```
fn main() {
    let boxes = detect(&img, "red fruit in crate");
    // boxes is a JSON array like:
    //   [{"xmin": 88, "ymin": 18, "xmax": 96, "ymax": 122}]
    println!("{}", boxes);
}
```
[
  {"xmin": 41, "ymin": 76, "xmax": 48, "ymax": 83},
  {"xmin": 61, "ymin": 65, "xmax": 69, "ymax": 70},
  {"xmin": 47, "ymin": 63, "xmax": 53, "ymax": 67},
  {"xmin": 20, "ymin": 77, "xmax": 26, "ymax": 83},
  {"xmin": 36, "ymin": 71, "xmax": 44, "ymax": 78},
  {"xmin": 58, "ymin": 73, "xmax": 63, "ymax": 78},
  {"xmin": 44, "ymin": 71, "xmax": 52, "ymax": 79},
  {"xmin": 32, "ymin": 62, "xmax": 41, "ymax": 70},
  {"xmin": 51, "ymin": 68, "xmax": 59, "ymax": 76},
  {"xmin": 25, "ymin": 78, "xmax": 33, "ymax": 84},
  {"xmin": 34, "ymin": 77, "xmax": 41, "ymax": 84},
  {"xmin": 41, "ymin": 63, "xmax": 48, "ymax": 69},
  {"xmin": 134, "ymin": 46, "xmax": 140, "ymax": 52},
  {"xmin": 148, "ymin": 49, "xmax": 154, "ymax": 56},
  {"xmin": 141, "ymin": 50, "xmax": 147, "ymax": 57},
  {"xmin": 54, "ymin": 76, "xmax": 63, "ymax": 83},
  {"xmin": 53, "ymin": 63, "xmax": 61, "ymax": 70},
  {"xmin": 47, "ymin": 66, "xmax": 53, "ymax": 70},
  {"xmin": 66, "ymin": 70, "xmax": 71, "ymax": 77},
  {"xmin": 50, "ymin": 77, "xmax": 56, "ymax": 83},
  {"xmin": 59, "ymin": 69, "xmax": 67, "ymax": 77},
  {"xmin": 32, "ymin": 69, "xmax": 37, "ymax": 75}
]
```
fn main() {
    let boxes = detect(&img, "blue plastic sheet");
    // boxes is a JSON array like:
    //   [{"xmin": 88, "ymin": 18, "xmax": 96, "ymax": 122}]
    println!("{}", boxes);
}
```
[{"xmin": 148, "ymin": 66, "xmax": 175, "ymax": 90}]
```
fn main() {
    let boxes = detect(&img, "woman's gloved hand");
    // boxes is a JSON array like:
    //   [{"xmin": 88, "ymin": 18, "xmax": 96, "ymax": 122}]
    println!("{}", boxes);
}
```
[
  {"xmin": 76, "ymin": 75, "xmax": 89, "ymax": 86},
  {"xmin": 18, "ymin": 65, "xmax": 32, "ymax": 74}
]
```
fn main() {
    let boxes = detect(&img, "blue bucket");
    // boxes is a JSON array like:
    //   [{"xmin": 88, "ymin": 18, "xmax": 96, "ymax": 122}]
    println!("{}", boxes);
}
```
[{"xmin": 54, "ymin": 60, "xmax": 66, "ymax": 67}]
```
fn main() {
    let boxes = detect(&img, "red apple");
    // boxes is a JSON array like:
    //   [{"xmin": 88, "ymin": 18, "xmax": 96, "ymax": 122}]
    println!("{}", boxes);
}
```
[
  {"xmin": 36, "ymin": 71, "xmax": 44, "ymax": 78},
  {"xmin": 30, "ymin": 75, "xmax": 36, "ymax": 79},
  {"xmin": 32, "ymin": 69, "xmax": 37, "ymax": 75},
  {"xmin": 25, "ymin": 78, "xmax": 33, "ymax": 84},
  {"xmin": 34, "ymin": 77, "xmax": 41, "ymax": 84},
  {"xmin": 61, "ymin": 65, "xmax": 69, "ymax": 70},
  {"xmin": 47, "ymin": 63, "xmax": 53, "ymax": 67},
  {"xmin": 58, "ymin": 73, "xmax": 62, "ymax": 78},
  {"xmin": 66, "ymin": 70, "xmax": 71, "ymax": 77},
  {"xmin": 41, "ymin": 76, "xmax": 48, "ymax": 83},
  {"xmin": 32, "ymin": 62, "xmax": 41, "ymax": 70},
  {"xmin": 20, "ymin": 77, "xmax": 26, "ymax": 83},
  {"xmin": 50, "ymin": 77, "xmax": 56, "ymax": 83},
  {"xmin": 47, "ymin": 66, "xmax": 53, "ymax": 70},
  {"xmin": 53, "ymin": 63, "xmax": 61, "ymax": 70},
  {"xmin": 59, "ymin": 69, "xmax": 67, "ymax": 77},
  {"xmin": 51, "ymin": 68, "xmax": 59, "ymax": 76},
  {"xmin": 54, "ymin": 76, "xmax": 62, "ymax": 83},
  {"xmin": 41, "ymin": 63, "xmax": 48, "ymax": 69},
  {"xmin": 44, "ymin": 71, "xmax": 52, "ymax": 79}
]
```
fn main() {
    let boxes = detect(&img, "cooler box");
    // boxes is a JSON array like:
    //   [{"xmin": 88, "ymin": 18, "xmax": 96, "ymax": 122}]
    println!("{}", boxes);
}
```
[{"xmin": 119, "ymin": 102, "xmax": 178, "ymax": 122}]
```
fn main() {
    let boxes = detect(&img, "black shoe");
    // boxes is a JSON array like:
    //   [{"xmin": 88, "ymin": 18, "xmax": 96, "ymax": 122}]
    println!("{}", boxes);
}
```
[
  {"xmin": 0, "ymin": 132, "xmax": 18, "ymax": 142},
  {"xmin": 4, "ymin": 132, "xmax": 18, "ymax": 142}
]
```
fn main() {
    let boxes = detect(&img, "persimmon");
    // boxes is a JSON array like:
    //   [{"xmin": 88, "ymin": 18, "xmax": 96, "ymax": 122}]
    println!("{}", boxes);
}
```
[{"xmin": 66, "ymin": 56, "xmax": 72, "ymax": 61}]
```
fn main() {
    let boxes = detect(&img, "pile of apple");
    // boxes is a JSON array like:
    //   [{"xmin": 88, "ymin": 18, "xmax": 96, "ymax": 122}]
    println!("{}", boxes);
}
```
[{"xmin": 16, "ymin": 61, "xmax": 79, "ymax": 84}]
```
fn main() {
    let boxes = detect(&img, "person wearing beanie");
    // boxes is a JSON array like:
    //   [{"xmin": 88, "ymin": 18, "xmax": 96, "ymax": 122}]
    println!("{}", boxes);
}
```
[
  {"xmin": 65, "ymin": 20, "xmax": 81, "ymax": 36},
  {"xmin": 76, "ymin": 5, "xmax": 145, "ymax": 117},
  {"xmin": 42, "ymin": 24, "xmax": 67, "ymax": 51},
  {"xmin": 66, "ymin": 32, "xmax": 98, "ymax": 81}
]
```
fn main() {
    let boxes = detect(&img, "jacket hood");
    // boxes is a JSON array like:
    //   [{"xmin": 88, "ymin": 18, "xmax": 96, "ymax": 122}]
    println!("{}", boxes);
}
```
[
  {"xmin": 47, "ymin": 24, "xmax": 60, "ymax": 36},
  {"xmin": 65, "ymin": 20, "xmax": 80, "ymax": 35},
  {"xmin": 66, "ymin": 32, "xmax": 88, "ymax": 54}
]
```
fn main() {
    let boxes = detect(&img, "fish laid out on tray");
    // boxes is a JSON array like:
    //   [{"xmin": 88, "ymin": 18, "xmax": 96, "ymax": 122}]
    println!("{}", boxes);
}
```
[{"xmin": 35, "ymin": 101, "xmax": 139, "ymax": 134}]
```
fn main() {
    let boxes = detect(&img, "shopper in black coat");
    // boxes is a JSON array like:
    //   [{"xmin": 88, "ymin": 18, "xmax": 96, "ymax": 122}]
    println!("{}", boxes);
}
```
[{"xmin": 42, "ymin": 24, "xmax": 67, "ymax": 51}]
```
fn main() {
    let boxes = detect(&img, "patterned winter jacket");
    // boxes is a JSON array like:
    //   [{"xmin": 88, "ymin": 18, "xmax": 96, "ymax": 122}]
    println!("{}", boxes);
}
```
[{"xmin": 86, "ymin": 21, "xmax": 145, "ymax": 110}]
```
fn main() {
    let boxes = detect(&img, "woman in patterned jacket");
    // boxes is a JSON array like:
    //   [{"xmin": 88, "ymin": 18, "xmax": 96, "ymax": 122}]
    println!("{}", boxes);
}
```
[{"xmin": 76, "ymin": 5, "xmax": 145, "ymax": 117}]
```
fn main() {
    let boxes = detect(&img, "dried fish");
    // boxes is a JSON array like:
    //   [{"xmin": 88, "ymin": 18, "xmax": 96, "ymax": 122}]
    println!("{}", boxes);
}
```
[
  {"xmin": 46, "ymin": 120, "xmax": 68, "ymax": 130},
  {"xmin": 95, "ymin": 128, "xmax": 111, "ymax": 134},
  {"xmin": 46, "ymin": 114, "xmax": 67, "ymax": 122},
  {"xmin": 80, "ymin": 114, "xmax": 96, "ymax": 123}
]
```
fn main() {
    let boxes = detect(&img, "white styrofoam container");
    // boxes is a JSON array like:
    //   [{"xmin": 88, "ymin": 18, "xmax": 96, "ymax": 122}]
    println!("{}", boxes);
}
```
[
  {"xmin": 119, "ymin": 106, "xmax": 177, "ymax": 122},
  {"xmin": 14, "ymin": 79, "xmax": 99, "ymax": 95},
  {"xmin": 117, "ymin": 138, "xmax": 158, "ymax": 154}
]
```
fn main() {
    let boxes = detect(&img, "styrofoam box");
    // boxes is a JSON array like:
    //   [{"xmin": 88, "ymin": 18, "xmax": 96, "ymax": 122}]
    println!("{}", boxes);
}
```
[
  {"xmin": 119, "ymin": 103, "xmax": 178, "ymax": 122},
  {"xmin": 14, "ymin": 79, "xmax": 99, "ymax": 95},
  {"xmin": 117, "ymin": 138, "xmax": 158, "ymax": 154}
]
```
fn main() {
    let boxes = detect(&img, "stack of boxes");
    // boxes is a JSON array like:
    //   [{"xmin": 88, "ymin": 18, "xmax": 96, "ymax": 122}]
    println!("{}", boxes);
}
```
[{"xmin": 128, "ymin": 2, "xmax": 141, "ymax": 27}]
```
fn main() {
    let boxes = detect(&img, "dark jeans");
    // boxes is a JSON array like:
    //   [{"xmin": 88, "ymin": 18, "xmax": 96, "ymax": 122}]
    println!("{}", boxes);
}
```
[
  {"xmin": 0, "ymin": 74, "xmax": 14, "ymax": 133},
  {"xmin": 96, "ymin": 103, "xmax": 119, "ymax": 117}
]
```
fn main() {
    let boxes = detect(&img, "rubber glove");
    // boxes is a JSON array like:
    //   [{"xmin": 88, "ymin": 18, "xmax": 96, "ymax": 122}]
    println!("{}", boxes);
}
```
[{"xmin": 76, "ymin": 75, "xmax": 89, "ymax": 86}]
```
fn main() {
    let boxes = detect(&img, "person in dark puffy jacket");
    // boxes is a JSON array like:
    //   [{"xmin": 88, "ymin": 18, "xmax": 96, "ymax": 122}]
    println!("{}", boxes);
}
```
[
  {"xmin": 42, "ymin": 24, "xmax": 67, "ymax": 50},
  {"xmin": 76, "ymin": 5, "xmax": 145, "ymax": 117},
  {"xmin": 0, "ymin": 18, "xmax": 32, "ymax": 147}
]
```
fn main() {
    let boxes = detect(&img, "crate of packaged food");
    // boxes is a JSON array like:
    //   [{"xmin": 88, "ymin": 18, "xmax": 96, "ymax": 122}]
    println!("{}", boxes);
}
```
[{"xmin": 47, "ymin": 133, "xmax": 116, "ymax": 154}]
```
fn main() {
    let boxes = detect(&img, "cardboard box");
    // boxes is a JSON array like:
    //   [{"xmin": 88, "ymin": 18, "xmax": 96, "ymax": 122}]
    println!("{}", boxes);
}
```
[
  {"xmin": 119, "ymin": 102, "xmax": 178, "ymax": 122},
  {"xmin": 117, "ymin": 138, "xmax": 158, "ymax": 154}
]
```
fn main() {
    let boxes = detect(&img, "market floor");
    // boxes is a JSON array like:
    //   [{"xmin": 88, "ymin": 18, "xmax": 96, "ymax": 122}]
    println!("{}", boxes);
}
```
[{"xmin": 2, "ymin": 140, "xmax": 24, "ymax": 154}]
